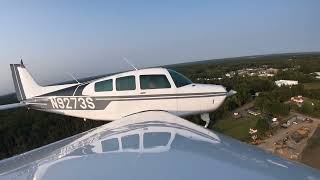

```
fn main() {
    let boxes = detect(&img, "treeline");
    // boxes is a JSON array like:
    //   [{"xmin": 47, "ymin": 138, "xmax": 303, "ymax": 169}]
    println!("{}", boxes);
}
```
[
  {"xmin": 275, "ymin": 70, "xmax": 316, "ymax": 83},
  {"xmin": 0, "ymin": 102, "xmax": 105, "ymax": 160},
  {"xmin": 170, "ymin": 53, "xmax": 320, "ymax": 76},
  {"xmin": 254, "ymin": 85, "xmax": 304, "ymax": 116}
]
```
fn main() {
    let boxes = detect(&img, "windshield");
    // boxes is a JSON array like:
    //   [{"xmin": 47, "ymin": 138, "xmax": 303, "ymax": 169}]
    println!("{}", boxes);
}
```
[{"xmin": 168, "ymin": 69, "xmax": 193, "ymax": 88}]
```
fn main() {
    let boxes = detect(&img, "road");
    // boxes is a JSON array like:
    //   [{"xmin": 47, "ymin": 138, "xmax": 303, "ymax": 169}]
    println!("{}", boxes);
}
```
[{"xmin": 232, "ymin": 101, "xmax": 254, "ymax": 115}]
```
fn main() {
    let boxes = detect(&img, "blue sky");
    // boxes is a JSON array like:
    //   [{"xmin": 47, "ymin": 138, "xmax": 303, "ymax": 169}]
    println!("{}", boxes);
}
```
[{"xmin": 0, "ymin": 0, "xmax": 319, "ymax": 95}]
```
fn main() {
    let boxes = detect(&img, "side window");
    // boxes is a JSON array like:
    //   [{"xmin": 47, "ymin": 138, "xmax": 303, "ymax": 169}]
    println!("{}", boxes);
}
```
[
  {"xmin": 95, "ymin": 79, "xmax": 113, "ymax": 92},
  {"xmin": 116, "ymin": 76, "xmax": 136, "ymax": 91},
  {"xmin": 140, "ymin": 75, "xmax": 171, "ymax": 90},
  {"xmin": 121, "ymin": 134, "xmax": 139, "ymax": 150},
  {"xmin": 101, "ymin": 138, "xmax": 119, "ymax": 152}
]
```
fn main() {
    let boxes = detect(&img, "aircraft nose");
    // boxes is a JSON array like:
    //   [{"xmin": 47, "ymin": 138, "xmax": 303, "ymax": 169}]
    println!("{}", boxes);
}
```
[
  {"xmin": 227, "ymin": 89, "xmax": 237, "ymax": 97},
  {"xmin": 215, "ymin": 85, "xmax": 227, "ymax": 93},
  {"xmin": 213, "ymin": 85, "xmax": 236, "ymax": 97}
]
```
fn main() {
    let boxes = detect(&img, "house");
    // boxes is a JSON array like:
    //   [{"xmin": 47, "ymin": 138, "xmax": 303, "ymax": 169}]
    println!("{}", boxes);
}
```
[
  {"xmin": 275, "ymin": 80, "xmax": 298, "ymax": 87},
  {"xmin": 249, "ymin": 128, "xmax": 258, "ymax": 134},
  {"xmin": 258, "ymin": 73, "xmax": 274, "ymax": 77},
  {"xmin": 266, "ymin": 68, "xmax": 279, "ymax": 74},
  {"xmin": 247, "ymin": 108, "xmax": 261, "ymax": 116},
  {"xmin": 314, "ymin": 72, "xmax": 320, "ymax": 79},
  {"xmin": 225, "ymin": 73, "xmax": 231, "ymax": 78},
  {"xmin": 291, "ymin": 96, "xmax": 304, "ymax": 105},
  {"xmin": 254, "ymin": 92, "xmax": 261, "ymax": 97},
  {"xmin": 233, "ymin": 112, "xmax": 242, "ymax": 119}
]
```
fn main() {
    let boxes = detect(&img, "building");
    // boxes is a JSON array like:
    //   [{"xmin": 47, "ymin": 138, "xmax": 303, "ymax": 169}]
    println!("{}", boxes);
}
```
[
  {"xmin": 249, "ymin": 128, "xmax": 258, "ymax": 134},
  {"xmin": 314, "ymin": 72, "xmax": 320, "ymax": 79},
  {"xmin": 225, "ymin": 73, "xmax": 231, "ymax": 78},
  {"xmin": 247, "ymin": 108, "xmax": 261, "ymax": 116},
  {"xmin": 266, "ymin": 68, "xmax": 279, "ymax": 74},
  {"xmin": 291, "ymin": 96, "xmax": 304, "ymax": 105},
  {"xmin": 275, "ymin": 80, "xmax": 298, "ymax": 87},
  {"xmin": 233, "ymin": 112, "xmax": 242, "ymax": 119},
  {"xmin": 254, "ymin": 92, "xmax": 261, "ymax": 97},
  {"xmin": 258, "ymin": 73, "xmax": 274, "ymax": 77}
]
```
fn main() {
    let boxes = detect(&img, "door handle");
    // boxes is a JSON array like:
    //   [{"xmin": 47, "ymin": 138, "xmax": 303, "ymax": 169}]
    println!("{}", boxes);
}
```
[{"xmin": 140, "ymin": 92, "xmax": 146, "ymax": 94}]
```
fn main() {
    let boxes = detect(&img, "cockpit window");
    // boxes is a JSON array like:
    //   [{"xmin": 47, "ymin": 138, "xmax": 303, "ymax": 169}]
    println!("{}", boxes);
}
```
[
  {"xmin": 168, "ymin": 69, "xmax": 192, "ymax": 88},
  {"xmin": 140, "ymin": 75, "xmax": 171, "ymax": 89},
  {"xmin": 143, "ymin": 132, "xmax": 171, "ymax": 148},
  {"xmin": 116, "ymin": 76, "xmax": 136, "ymax": 91}
]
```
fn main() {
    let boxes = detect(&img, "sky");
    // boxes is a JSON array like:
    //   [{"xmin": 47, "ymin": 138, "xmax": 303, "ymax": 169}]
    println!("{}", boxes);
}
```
[{"xmin": 0, "ymin": 0, "xmax": 319, "ymax": 95}]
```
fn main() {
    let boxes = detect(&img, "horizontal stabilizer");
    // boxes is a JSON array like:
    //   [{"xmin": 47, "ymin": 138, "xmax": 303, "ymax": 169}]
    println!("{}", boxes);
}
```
[{"xmin": 0, "ymin": 103, "xmax": 27, "ymax": 111}]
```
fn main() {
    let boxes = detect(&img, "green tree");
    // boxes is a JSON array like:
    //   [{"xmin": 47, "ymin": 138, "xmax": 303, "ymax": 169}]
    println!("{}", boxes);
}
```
[
  {"xmin": 255, "ymin": 117, "xmax": 270, "ymax": 136},
  {"xmin": 268, "ymin": 102, "xmax": 290, "ymax": 116},
  {"xmin": 301, "ymin": 101, "xmax": 315, "ymax": 115}
]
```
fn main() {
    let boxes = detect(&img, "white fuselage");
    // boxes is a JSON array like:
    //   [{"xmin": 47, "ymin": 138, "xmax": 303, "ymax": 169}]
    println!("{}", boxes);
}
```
[{"xmin": 30, "ymin": 68, "xmax": 227, "ymax": 121}]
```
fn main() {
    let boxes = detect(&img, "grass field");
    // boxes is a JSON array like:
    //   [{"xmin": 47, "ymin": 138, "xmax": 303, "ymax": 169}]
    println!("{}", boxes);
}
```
[
  {"xmin": 213, "ymin": 113, "xmax": 259, "ymax": 142},
  {"xmin": 303, "ymin": 82, "xmax": 320, "ymax": 90}
]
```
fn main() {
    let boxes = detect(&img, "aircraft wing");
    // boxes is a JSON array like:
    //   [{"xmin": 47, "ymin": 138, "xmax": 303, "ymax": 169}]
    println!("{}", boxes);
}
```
[
  {"xmin": 0, "ymin": 111, "xmax": 319, "ymax": 180},
  {"xmin": 0, "ymin": 103, "xmax": 27, "ymax": 111}
]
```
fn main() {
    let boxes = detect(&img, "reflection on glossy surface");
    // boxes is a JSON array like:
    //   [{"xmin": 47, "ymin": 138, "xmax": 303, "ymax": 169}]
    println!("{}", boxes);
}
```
[{"xmin": 0, "ymin": 111, "xmax": 320, "ymax": 180}]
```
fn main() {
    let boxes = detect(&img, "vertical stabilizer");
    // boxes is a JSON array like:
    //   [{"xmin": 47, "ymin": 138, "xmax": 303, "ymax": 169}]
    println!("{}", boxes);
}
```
[
  {"xmin": 10, "ymin": 62, "xmax": 30, "ymax": 101},
  {"xmin": 10, "ymin": 61, "xmax": 77, "ymax": 101}
]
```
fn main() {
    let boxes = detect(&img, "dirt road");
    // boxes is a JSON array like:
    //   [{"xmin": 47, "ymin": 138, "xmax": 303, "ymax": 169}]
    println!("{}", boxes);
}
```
[{"xmin": 258, "ymin": 112, "xmax": 320, "ymax": 160}]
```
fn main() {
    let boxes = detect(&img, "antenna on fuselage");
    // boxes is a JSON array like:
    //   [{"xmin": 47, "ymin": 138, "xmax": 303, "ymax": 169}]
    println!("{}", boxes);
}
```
[
  {"xmin": 20, "ymin": 59, "xmax": 24, "ymax": 66},
  {"xmin": 20, "ymin": 57, "xmax": 26, "ymax": 67},
  {"xmin": 67, "ymin": 72, "xmax": 83, "ymax": 85},
  {"xmin": 123, "ymin": 57, "xmax": 138, "ymax": 71}
]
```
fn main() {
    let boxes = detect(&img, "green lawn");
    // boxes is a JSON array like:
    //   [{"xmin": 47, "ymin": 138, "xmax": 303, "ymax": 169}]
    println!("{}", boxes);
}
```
[
  {"xmin": 213, "ymin": 114, "xmax": 259, "ymax": 142},
  {"xmin": 303, "ymin": 82, "xmax": 320, "ymax": 90}
]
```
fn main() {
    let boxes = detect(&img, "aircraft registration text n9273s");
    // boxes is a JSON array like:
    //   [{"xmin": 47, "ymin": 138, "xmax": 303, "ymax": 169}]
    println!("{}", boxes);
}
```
[
  {"xmin": 28, "ymin": 97, "xmax": 111, "ymax": 111},
  {"xmin": 50, "ymin": 97, "xmax": 96, "ymax": 110}
]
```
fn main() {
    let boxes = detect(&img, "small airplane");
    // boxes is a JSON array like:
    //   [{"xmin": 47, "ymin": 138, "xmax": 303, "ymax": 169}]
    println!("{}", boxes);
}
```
[{"xmin": 0, "ymin": 60, "xmax": 236, "ymax": 127}]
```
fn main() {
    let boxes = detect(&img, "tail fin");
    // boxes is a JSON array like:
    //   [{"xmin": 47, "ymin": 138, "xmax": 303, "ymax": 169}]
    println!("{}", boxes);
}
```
[
  {"xmin": 10, "ymin": 61, "xmax": 41, "ymax": 101},
  {"xmin": 10, "ymin": 60, "xmax": 77, "ymax": 101}
]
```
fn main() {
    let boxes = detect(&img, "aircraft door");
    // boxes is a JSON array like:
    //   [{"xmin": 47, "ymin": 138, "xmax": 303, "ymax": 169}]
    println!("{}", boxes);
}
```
[{"xmin": 137, "ymin": 74, "xmax": 177, "ymax": 114}]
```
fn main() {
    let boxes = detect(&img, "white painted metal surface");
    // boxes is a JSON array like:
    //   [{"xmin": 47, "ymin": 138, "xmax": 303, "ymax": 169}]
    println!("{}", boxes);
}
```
[
  {"xmin": 4, "ymin": 63, "xmax": 229, "ymax": 122},
  {"xmin": 0, "ymin": 111, "xmax": 319, "ymax": 180}
]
